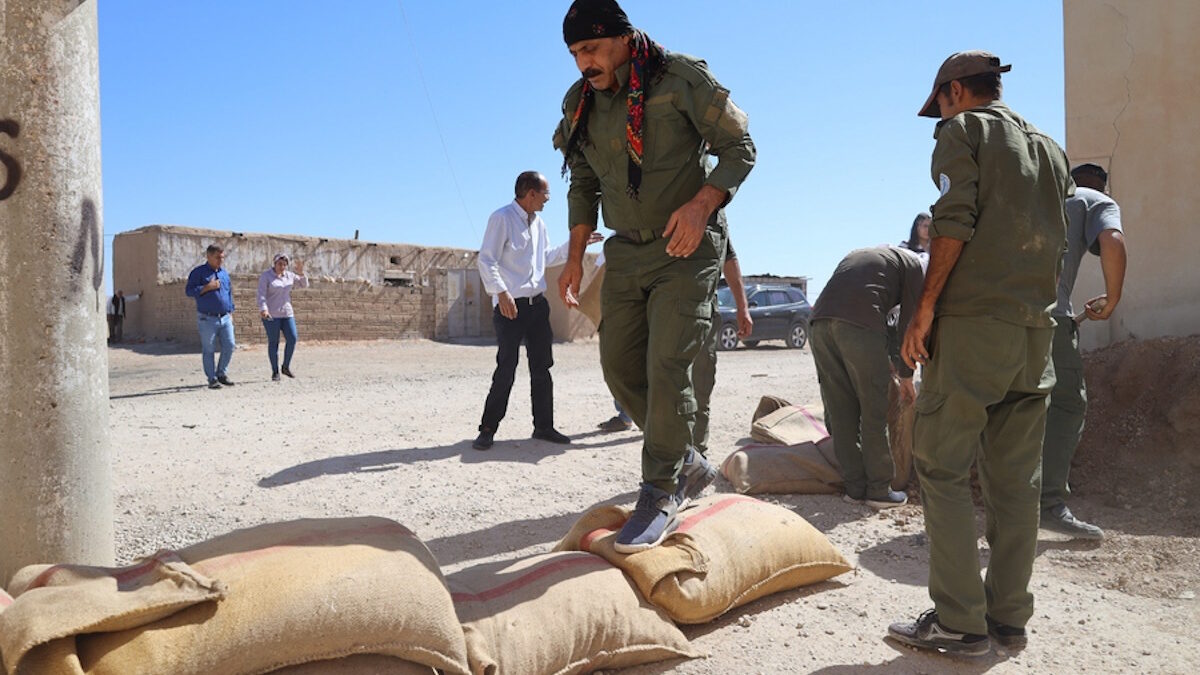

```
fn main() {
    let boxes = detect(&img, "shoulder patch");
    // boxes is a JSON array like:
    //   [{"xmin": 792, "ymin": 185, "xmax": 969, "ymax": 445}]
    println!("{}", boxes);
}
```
[{"xmin": 939, "ymin": 173, "xmax": 951, "ymax": 196}]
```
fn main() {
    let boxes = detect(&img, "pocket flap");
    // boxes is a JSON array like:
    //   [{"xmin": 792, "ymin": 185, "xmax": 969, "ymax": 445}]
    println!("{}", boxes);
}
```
[
  {"xmin": 678, "ymin": 299, "xmax": 712, "ymax": 319},
  {"xmin": 914, "ymin": 390, "xmax": 948, "ymax": 415}
]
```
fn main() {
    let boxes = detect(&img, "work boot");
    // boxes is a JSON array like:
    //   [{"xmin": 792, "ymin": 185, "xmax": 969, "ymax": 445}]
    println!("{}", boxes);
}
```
[
  {"xmin": 887, "ymin": 609, "xmax": 989, "ymax": 657},
  {"xmin": 614, "ymin": 483, "xmax": 680, "ymax": 554},
  {"xmin": 674, "ymin": 448, "xmax": 717, "ymax": 508},
  {"xmin": 1041, "ymin": 503, "xmax": 1104, "ymax": 540},
  {"xmin": 986, "ymin": 615, "xmax": 1028, "ymax": 649}
]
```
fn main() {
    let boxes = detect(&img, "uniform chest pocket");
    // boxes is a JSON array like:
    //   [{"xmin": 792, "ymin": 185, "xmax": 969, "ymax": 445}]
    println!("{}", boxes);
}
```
[{"xmin": 645, "ymin": 99, "xmax": 693, "ymax": 170}]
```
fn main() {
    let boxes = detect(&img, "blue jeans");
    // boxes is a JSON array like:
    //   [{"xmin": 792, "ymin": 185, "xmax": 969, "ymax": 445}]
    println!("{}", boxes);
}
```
[
  {"xmin": 261, "ymin": 316, "xmax": 298, "ymax": 374},
  {"xmin": 197, "ymin": 313, "xmax": 236, "ymax": 382}
]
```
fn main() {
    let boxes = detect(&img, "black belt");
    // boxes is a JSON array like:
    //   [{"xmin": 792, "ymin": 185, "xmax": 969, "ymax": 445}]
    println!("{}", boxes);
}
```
[
  {"xmin": 513, "ymin": 294, "xmax": 545, "ymax": 306},
  {"xmin": 202, "ymin": 311, "xmax": 229, "ymax": 318},
  {"xmin": 612, "ymin": 227, "xmax": 666, "ymax": 244}
]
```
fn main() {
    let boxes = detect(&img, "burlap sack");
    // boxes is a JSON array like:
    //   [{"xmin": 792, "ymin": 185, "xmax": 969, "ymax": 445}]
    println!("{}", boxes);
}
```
[
  {"xmin": 750, "ymin": 403, "xmax": 830, "ymax": 446},
  {"xmin": 76, "ymin": 517, "xmax": 470, "ymax": 675},
  {"xmin": 270, "ymin": 655, "xmax": 435, "ymax": 674},
  {"xmin": 554, "ymin": 495, "xmax": 852, "ymax": 624},
  {"xmin": 751, "ymin": 395, "xmax": 791, "ymax": 423},
  {"xmin": 720, "ymin": 442, "xmax": 843, "ymax": 495},
  {"xmin": 448, "ymin": 551, "xmax": 698, "ymax": 674},
  {"xmin": 0, "ymin": 550, "xmax": 225, "ymax": 675},
  {"xmin": 887, "ymin": 376, "xmax": 916, "ymax": 491}
]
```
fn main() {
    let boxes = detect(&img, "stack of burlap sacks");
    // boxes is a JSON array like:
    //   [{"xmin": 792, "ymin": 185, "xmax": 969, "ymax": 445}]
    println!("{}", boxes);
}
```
[
  {"xmin": 722, "ymin": 381, "xmax": 915, "ymax": 495},
  {"xmin": 1, "ymin": 497, "xmax": 851, "ymax": 674}
]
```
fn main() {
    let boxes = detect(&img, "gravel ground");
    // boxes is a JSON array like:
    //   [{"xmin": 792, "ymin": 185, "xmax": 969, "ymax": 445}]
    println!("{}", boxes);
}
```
[{"xmin": 104, "ymin": 337, "xmax": 1199, "ymax": 674}]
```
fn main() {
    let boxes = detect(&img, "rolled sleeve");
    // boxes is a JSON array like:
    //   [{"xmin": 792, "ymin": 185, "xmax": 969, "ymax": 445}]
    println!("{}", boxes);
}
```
[
  {"xmin": 476, "ymin": 212, "xmax": 510, "ymax": 297},
  {"xmin": 257, "ymin": 272, "xmax": 270, "ymax": 312},
  {"xmin": 929, "ymin": 119, "xmax": 979, "ymax": 242}
]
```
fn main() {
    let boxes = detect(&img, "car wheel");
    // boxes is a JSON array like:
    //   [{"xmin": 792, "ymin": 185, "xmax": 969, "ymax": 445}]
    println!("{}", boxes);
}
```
[
  {"xmin": 718, "ymin": 323, "xmax": 739, "ymax": 351},
  {"xmin": 787, "ymin": 321, "xmax": 808, "ymax": 349},
  {"xmin": 742, "ymin": 340, "xmax": 759, "ymax": 348}
]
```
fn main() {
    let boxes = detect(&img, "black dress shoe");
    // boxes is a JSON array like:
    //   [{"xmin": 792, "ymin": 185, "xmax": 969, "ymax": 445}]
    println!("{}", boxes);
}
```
[
  {"xmin": 473, "ymin": 429, "xmax": 495, "ymax": 450},
  {"xmin": 217, "ymin": 375, "xmax": 235, "ymax": 386},
  {"xmin": 532, "ymin": 427, "xmax": 571, "ymax": 444}
]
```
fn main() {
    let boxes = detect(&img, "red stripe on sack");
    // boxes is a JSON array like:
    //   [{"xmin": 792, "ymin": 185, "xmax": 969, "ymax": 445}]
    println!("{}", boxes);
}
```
[
  {"xmin": 0, "ymin": 592, "xmax": 13, "ymax": 608},
  {"xmin": 450, "ymin": 555, "xmax": 610, "ymax": 603},
  {"xmin": 196, "ymin": 522, "xmax": 416, "ymax": 574},
  {"xmin": 579, "ymin": 520, "xmax": 625, "ymax": 552},
  {"xmin": 795, "ymin": 405, "xmax": 830, "ymax": 439},
  {"xmin": 676, "ymin": 495, "xmax": 756, "ymax": 534},
  {"xmin": 112, "ymin": 551, "xmax": 176, "ymax": 585},
  {"xmin": 27, "ymin": 565, "xmax": 66, "ymax": 591}
]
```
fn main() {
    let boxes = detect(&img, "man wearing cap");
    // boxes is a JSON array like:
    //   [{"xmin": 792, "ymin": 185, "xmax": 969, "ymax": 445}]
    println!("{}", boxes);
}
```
[
  {"xmin": 890, "ymin": 51, "xmax": 1073, "ymax": 656},
  {"xmin": 1040, "ymin": 163, "xmax": 1126, "ymax": 540},
  {"xmin": 554, "ymin": 0, "xmax": 755, "ymax": 552}
]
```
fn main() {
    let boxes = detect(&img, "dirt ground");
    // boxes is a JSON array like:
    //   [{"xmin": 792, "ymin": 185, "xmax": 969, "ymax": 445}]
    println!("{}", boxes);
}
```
[{"xmin": 104, "ymin": 336, "xmax": 1199, "ymax": 674}]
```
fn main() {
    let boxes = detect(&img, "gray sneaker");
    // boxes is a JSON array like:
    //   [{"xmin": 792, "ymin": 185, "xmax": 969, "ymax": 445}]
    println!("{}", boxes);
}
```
[
  {"xmin": 888, "ymin": 609, "xmax": 989, "ymax": 657},
  {"xmin": 866, "ymin": 490, "xmax": 908, "ymax": 510},
  {"xmin": 1041, "ymin": 503, "xmax": 1104, "ymax": 540},
  {"xmin": 614, "ymin": 483, "xmax": 680, "ymax": 554},
  {"xmin": 674, "ymin": 447, "xmax": 717, "ymax": 508}
]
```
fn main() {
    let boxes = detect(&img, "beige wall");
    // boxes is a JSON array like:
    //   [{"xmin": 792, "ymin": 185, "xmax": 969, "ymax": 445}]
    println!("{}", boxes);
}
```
[
  {"xmin": 112, "ymin": 225, "xmax": 598, "ymax": 345},
  {"xmin": 1064, "ymin": 0, "xmax": 1200, "ymax": 348}
]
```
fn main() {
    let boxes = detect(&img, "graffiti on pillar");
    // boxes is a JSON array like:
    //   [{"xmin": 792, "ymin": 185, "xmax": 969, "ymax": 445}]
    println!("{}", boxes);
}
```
[
  {"xmin": 0, "ymin": 119, "xmax": 20, "ymax": 201},
  {"xmin": 70, "ymin": 198, "xmax": 103, "ymax": 296}
]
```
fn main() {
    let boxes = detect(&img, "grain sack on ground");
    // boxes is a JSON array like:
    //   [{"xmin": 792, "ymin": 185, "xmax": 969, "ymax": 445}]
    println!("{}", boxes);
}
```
[
  {"xmin": 751, "ymin": 395, "xmax": 792, "ymax": 423},
  {"xmin": 554, "ymin": 495, "xmax": 852, "ymax": 624},
  {"xmin": 887, "ymin": 376, "xmax": 915, "ymax": 491},
  {"xmin": 576, "ymin": 264, "xmax": 605, "ymax": 329},
  {"xmin": 0, "ymin": 550, "xmax": 225, "ymax": 675},
  {"xmin": 269, "ymin": 655, "xmax": 436, "ymax": 674},
  {"xmin": 448, "ymin": 551, "xmax": 698, "ymax": 674},
  {"xmin": 75, "ymin": 517, "xmax": 470, "ymax": 675},
  {"xmin": 720, "ymin": 443, "xmax": 843, "ymax": 495},
  {"xmin": 750, "ymin": 403, "xmax": 829, "ymax": 446}
]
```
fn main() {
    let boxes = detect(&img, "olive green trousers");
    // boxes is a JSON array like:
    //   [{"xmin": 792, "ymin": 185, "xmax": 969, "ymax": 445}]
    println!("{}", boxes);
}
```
[
  {"xmin": 913, "ymin": 315, "xmax": 1054, "ymax": 634},
  {"xmin": 600, "ymin": 228, "xmax": 724, "ymax": 492}
]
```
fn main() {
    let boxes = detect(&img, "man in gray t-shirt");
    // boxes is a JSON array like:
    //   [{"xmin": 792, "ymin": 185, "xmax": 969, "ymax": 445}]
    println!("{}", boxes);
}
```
[{"xmin": 1041, "ymin": 163, "xmax": 1127, "ymax": 539}]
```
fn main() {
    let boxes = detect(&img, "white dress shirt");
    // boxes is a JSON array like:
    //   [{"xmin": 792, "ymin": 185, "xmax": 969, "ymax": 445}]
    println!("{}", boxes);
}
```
[{"xmin": 477, "ymin": 201, "xmax": 569, "ymax": 306}]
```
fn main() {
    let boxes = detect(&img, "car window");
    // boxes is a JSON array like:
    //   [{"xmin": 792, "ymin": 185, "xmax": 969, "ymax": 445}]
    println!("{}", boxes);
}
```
[
  {"xmin": 717, "ymin": 286, "xmax": 735, "ymax": 308},
  {"xmin": 769, "ymin": 291, "xmax": 791, "ymax": 306},
  {"xmin": 749, "ymin": 291, "xmax": 767, "ymax": 306},
  {"xmin": 787, "ymin": 288, "xmax": 809, "ymax": 304}
]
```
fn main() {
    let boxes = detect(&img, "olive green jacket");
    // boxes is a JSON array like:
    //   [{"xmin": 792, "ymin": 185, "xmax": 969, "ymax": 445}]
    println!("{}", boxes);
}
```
[
  {"xmin": 929, "ymin": 102, "xmax": 1074, "ymax": 327},
  {"xmin": 553, "ymin": 53, "xmax": 755, "ymax": 233}
]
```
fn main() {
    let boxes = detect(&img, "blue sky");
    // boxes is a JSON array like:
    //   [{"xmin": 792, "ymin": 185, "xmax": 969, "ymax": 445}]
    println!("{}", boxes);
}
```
[{"xmin": 97, "ymin": 1, "xmax": 1065, "ymax": 298}]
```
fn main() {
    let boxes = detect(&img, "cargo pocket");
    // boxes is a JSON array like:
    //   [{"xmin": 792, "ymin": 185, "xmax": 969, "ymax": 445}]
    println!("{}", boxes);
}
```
[
  {"xmin": 675, "ymin": 299, "xmax": 713, "ymax": 357},
  {"xmin": 914, "ymin": 390, "xmax": 947, "ymax": 417}
]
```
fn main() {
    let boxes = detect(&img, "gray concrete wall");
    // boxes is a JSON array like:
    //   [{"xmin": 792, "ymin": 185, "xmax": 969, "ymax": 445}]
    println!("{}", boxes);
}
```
[{"xmin": 1064, "ymin": 0, "xmax": 1200, "ymax": 348}]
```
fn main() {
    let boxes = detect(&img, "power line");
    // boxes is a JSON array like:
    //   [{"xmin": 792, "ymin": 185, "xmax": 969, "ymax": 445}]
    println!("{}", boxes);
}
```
[{"xmin": 396, "ymin": 0, "xmax": 476, "ymax": 239}]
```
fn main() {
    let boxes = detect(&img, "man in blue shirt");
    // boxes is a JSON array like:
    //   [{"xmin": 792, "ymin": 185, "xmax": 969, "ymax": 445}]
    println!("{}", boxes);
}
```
[{"xmin": 186, "ymin": 244, "xmax": 236, "ymax": 389}]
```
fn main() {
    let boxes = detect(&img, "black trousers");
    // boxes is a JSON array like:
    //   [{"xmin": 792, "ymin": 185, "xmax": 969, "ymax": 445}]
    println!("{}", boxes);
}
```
[{"xmin": 479, "ymin": 294, "xmax": 554, "ymax": 432}]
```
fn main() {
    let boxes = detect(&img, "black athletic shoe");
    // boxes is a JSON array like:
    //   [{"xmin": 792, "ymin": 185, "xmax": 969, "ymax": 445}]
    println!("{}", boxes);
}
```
[
  {"xmin": 208, "ymin": 380, "xmax": 222, "ymax": 390},
  {"xmin": 473, "ymin": 429, "xmax": 494, "ymax": 451},
  {"xmin": 281, "ymin": 366, "xmax": 294, "ymax": 378},
  {"xmin": 986, "ymin": 615, "xmax": 1028, "ymax": 649},
  {"xmin": 1041, "ymin": 503, "xmax": 1104, "ymax": 540},
  {"xmin": 217, "ymin": 375, "xmax": 235, "ymax": 386},
  {"xmin": 887, "ymin": 609, "xmax": 989, "ymax": 657},
  {"xmin": 532, "ymin": 427, "xmax": 571, "ymax": 444},
  {"xmin": 271, "ymin": 372, "xmax": 281, "ymax": 382}
]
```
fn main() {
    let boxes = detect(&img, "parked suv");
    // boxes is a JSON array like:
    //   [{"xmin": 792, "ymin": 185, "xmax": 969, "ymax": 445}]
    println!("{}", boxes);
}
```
[{"xmin": 716, "ymin": 284, "xmax": 812, "ymax": 351}]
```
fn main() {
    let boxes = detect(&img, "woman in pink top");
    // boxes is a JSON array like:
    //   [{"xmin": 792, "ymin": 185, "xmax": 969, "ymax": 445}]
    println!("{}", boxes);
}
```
[{"xmin": 257, "ymin": 253, "xmax": 309, "ymax": 381}]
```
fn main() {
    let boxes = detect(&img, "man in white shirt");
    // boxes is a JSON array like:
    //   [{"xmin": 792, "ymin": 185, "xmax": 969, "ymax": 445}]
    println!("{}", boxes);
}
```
[{"xmin": 473, "ymin": 171, "xmax": 574, "ymax": 450}]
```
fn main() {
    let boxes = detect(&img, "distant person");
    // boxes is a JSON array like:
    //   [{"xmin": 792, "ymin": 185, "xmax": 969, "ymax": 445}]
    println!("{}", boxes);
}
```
[
  {"xmin": 555, "ymin": 0, "xmax": 755, "ymax": 553},
  {"xmin": 257, "ymin": 253, "xmax": 310, "ymax": 382},
  {"xmin": 901, "ymin": 212, "xmax": 932, "ymax": 257},
  {"xmin": 474, "ymin": 171, "xmax": 588, "ymax": 451},
  {"xmin": 186, "ymin": 244, "xmax": 236, "ymax": 389},
  {"xmin": 811, "ymin": 246, "xmax": 925, "ymax": 509},
  {"xmin": 692, "ymin": 239, "xmax": 752, "ymax": 458},
  {"xmin": 106, "ymin": 289, "xmax": 140, "ymax": 343},
  {"xmin": 1040, "ymin": 163, "xmax": 1126, "ymax": 539},
  {"xmin": 892, "ymin": 51, "xmax": 1073, "ymax": 657}
]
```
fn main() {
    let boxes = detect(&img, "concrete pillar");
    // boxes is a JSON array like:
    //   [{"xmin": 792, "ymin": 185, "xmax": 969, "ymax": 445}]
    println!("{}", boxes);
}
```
[{"xmin": 0, "ymin": 0, "xmax": 112, "ymax": 584}]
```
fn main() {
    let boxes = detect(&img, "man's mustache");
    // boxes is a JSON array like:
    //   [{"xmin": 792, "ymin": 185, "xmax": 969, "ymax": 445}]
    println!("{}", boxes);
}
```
[{"xmin": 582, "ymin": 68, "xmax": 602, "ymax": 79}]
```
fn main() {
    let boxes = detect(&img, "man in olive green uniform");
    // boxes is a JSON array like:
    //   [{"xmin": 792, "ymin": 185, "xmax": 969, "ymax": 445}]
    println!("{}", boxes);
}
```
[
  {"xmin": 889, "ymin": 51, "xmax": 1073, "ymax": 657},
  {"xmin": 554, "ymin": 0, "xmax": 754, "ymax": 552},
  {"xmin": 810, "ymin": 246, "xmax": 925, "ymax": 509}
]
